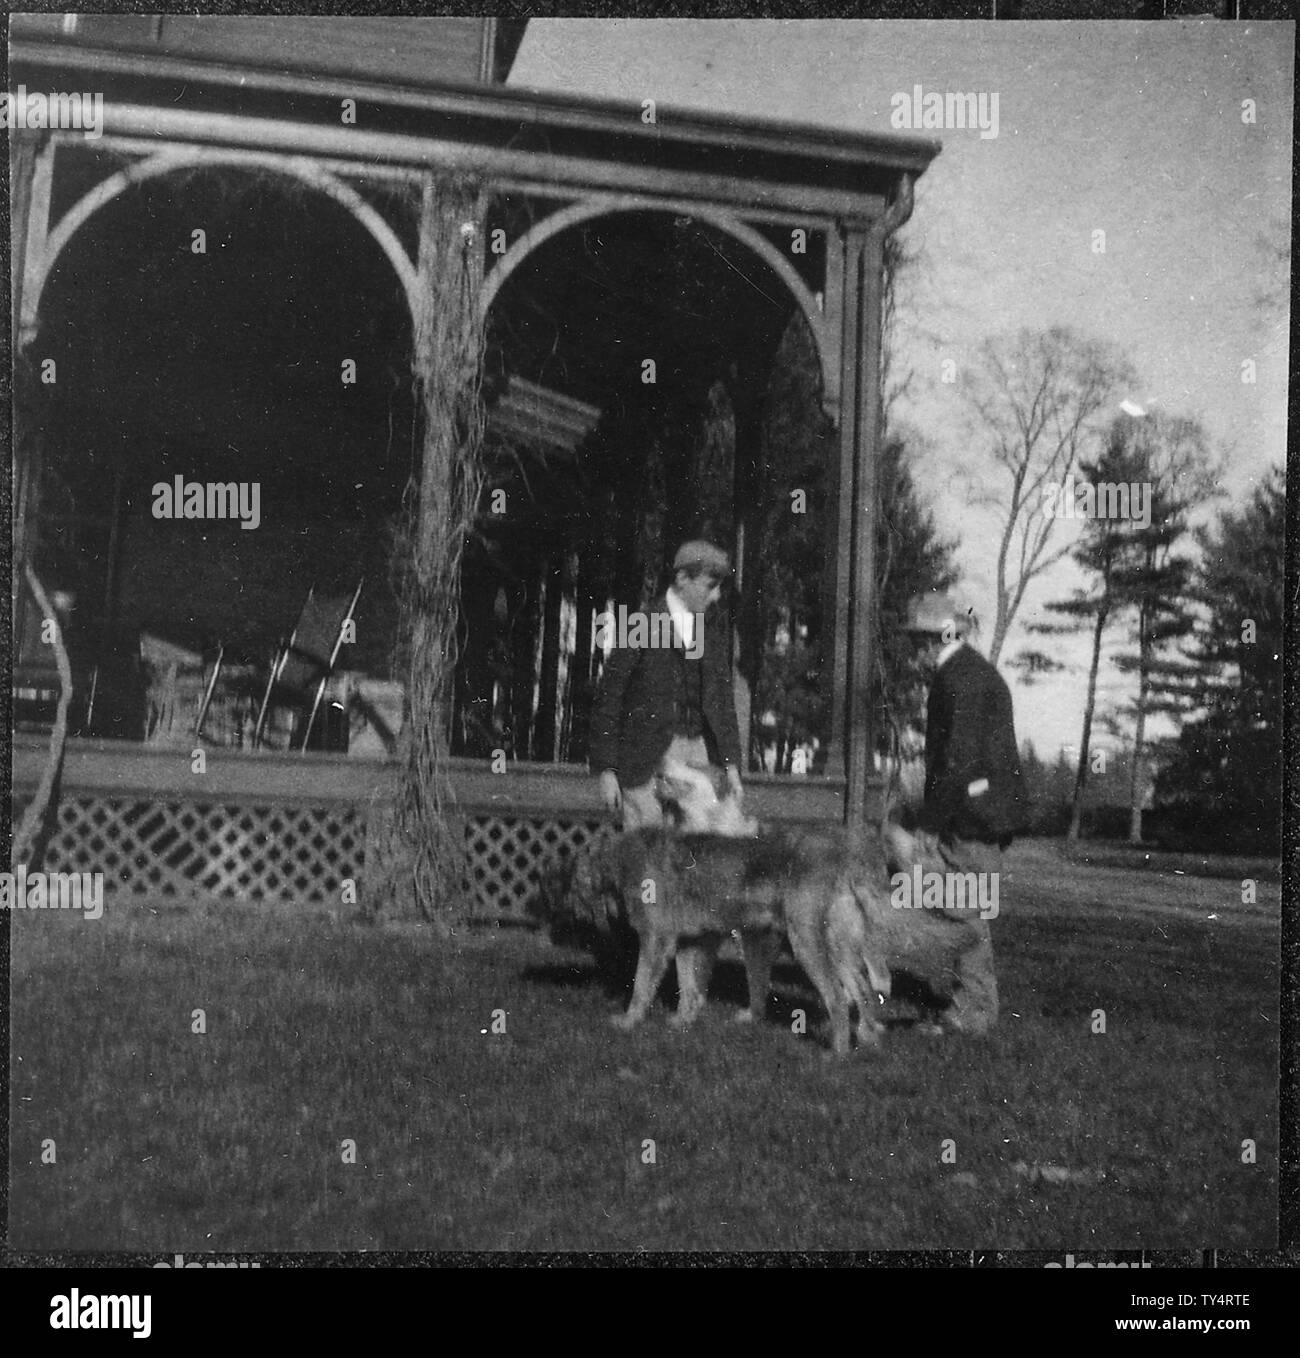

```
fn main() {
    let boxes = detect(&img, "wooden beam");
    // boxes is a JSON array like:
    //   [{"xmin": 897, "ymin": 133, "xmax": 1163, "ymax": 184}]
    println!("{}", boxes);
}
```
[
  {"xmin": 89, "ymin": 103, "xmax": 896, "ymax": 221},
  {"xmin": 11, "ymin": 734, "xmax": 862, "ymax": 823},
  {"xmin": 11, "ymin": 735, "xmax": 397, "ymax": 807},
  {"xmin": 96, "ymin": 137, "xmax": 862, "ymax": 233},
  {"xmin": 10, "ymin": 36, "xmax": 941, "ymax": 180}
]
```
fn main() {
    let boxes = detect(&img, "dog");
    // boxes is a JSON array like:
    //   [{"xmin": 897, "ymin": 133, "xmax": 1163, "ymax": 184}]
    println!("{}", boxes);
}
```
[{"xmin": 578, "ymin": 825, "xmax": 894, "ymax": 1055}]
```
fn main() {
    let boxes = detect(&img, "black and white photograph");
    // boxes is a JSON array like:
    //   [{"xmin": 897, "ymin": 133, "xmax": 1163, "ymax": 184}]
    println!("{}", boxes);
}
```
[{"xmin": 5, "ymin": 7, "xmax": 1292, "ymax": 1276}]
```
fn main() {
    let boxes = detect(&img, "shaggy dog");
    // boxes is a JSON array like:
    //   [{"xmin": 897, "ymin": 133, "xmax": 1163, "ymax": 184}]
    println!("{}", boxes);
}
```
[
  {"xmin": 563, "ymin": 825, "xmax": 894, "ymax": 1054},
  {"xmin": 539, "ymin": 822, "xmax": 997, "ymax": 1050}
]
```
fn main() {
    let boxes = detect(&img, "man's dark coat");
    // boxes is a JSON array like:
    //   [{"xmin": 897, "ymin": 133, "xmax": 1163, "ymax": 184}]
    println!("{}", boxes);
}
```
[
  {"xmin": 588, "ymin": 595, "xmax": 742, "ymax": 788},
  {"xmin": 918, "ymin": 643, "xmax": 1027, "ymax": 845}
]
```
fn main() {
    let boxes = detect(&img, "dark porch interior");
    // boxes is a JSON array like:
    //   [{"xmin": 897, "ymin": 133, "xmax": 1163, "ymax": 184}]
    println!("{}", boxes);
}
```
[{"xmin": 20, "ymin": 164, "xmax": 836, "ymax": 772}]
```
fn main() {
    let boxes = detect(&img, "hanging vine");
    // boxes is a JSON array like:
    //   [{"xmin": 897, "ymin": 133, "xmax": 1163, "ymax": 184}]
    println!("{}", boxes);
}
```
[{"xmin": 368, "ymin": 174, "xmax": 489, "ymax": 924}]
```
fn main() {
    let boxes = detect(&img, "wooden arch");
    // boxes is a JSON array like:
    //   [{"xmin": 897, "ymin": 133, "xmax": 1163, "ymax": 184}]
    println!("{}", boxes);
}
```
[
  {"xmin": 19, "ymin": 144, "xmax": 421, "ymax": 343},
  {"xmin": 480, "ymin": 195, "xmax": 834, "ymax": 405}
]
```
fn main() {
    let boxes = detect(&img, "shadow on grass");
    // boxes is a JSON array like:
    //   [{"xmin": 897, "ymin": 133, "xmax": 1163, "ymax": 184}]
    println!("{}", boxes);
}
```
[{"xmin": 523, "ymin": 943, "xmax": 951, "ymax": 1041}]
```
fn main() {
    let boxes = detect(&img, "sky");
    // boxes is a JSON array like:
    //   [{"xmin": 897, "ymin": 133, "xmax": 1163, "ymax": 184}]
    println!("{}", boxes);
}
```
[{"xmin": 509, "ymin": 19, "xmax": 1292, "ymax": 764}]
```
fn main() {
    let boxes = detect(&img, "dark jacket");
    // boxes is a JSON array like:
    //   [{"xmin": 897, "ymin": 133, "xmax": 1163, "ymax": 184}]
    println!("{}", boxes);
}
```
[
  {"xmin": 918, "ymin": 643, "xmax": 1027, "ymax": 845},
  {"xmin": 588, "ymin": 594, "xmax": 743, "ymax": 788}
]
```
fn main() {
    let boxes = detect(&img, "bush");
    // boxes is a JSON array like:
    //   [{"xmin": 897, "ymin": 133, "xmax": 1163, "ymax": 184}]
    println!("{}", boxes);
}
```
[{"xmin": 1144, "ymin": 803, "xmax": 1277, "ymax": 857}]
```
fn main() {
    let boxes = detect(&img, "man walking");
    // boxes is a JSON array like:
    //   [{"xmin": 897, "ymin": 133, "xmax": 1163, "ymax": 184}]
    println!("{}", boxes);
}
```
[{"xmin": 884, "ymin": 591, "xmax": 1027, "ymax": 1035}]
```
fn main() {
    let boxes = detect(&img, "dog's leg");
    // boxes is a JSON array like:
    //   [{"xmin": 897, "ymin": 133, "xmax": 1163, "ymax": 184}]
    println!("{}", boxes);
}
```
[
  {"xmin": 836, "ymin": 950, "xmax": 888, "ymax": 1050},
  {"xmin": 828, "ymin": 887, "xmax": 890, "ymax": 1051},
  {"xmin": 736, "ymin": 928, "xmax": 779, "ymax": 1024},
  {"xmin": 853, "ymin": 990, "xmax": 888, "ymax": 1050},
  {"xmin": 669, "ymin": 937, "xmax": 718, "ymax": 1027},
  {"xmin": 945, "ymin": 925, "xmax": 998, "ymax": 1036},
  {"xmin": 672, "ymin": 942, "xmax": 715, "ymax": 1023},
  {"xmin": 611, "ymin": 929, "xmax": 678, "ymax": 1030},
  {"xmin": 784, "ymin": 889, "xmax": 852, "ymax": 1056}
]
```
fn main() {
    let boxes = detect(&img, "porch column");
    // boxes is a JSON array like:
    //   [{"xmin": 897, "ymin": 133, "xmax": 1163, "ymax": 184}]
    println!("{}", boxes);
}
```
[
  {"xmin": 824, "ymin": 225, "xmax": 865, "ymax": 784},
  {"xmin": 731, "ymin": 368, "xmax": 766, "ymax": 771},
  {"xmin": 845, "ymin": 224, "xmax": 884, "ymax": 830},
  {"xmin": 829, "ymin": 176, "xmax": 915, "ymax": 829},
  {"xmin": 826, "ymin": 222, "xmax": 883, "ymax": 824}
]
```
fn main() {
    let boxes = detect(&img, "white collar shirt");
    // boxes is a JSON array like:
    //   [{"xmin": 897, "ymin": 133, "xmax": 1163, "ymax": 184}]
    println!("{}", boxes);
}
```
[
  {"xmin": 936, "ymin": 638, "xmax": 965, "ymax": 671},
  {"xmin": 664, "ymin": 587, "xmax": 697, "ymax": 651}
]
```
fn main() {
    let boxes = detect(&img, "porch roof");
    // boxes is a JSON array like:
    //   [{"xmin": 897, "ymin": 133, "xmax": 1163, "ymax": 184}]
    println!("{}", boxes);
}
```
[{"xmin": 10, "ymin": 29, "xmax": 940, "ymax": 221}]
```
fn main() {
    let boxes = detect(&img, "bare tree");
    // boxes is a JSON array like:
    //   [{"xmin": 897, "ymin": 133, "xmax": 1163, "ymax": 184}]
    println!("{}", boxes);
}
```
[
  {"xmin": 960, "ymin": 327, "xmax": 1136, "ymax": 663},
  {"xmin": 881, "ymin": 229, "xmax": 922, "ymax": 431}
]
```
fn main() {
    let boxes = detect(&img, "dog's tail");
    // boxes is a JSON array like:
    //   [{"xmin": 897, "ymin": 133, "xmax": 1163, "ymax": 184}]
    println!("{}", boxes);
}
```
[{"xmin": 827, "ymin": 886, "xmax": 892, "ymax": 1005}]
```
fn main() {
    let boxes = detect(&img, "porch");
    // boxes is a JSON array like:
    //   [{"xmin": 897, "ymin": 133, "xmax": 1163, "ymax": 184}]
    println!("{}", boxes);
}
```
[{"xmin": 9, "ymin": 17, "xmax": 933, "ymax": 915}]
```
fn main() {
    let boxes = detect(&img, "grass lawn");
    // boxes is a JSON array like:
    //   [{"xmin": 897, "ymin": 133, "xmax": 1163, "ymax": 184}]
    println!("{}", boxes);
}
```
[{"xmin": 9, "ymin": 839, "xmax": 1279, "ymax": 1252}]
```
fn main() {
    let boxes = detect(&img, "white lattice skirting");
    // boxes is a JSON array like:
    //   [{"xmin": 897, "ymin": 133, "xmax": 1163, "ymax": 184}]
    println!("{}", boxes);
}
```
[
  {"xmin": 20, "ymin": 795, "xmax": 610, "ymax": 917},
  {"xmin": 463, "ymin": 816, "xmax": 615, "ymax": 917}
]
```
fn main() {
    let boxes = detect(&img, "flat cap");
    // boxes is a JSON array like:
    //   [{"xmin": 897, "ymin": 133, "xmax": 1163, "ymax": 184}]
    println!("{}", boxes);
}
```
[
  {"xmin": 903, "ymin": 590, "xmax": 976, "ymax": 637},
  {"xmin": 672, "ymin": 540, "xmax": 731, "ymax": 576}
]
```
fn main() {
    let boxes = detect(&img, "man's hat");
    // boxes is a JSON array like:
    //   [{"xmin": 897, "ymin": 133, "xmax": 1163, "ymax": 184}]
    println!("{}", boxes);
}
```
[
  {"xmin": 903, "ymin": 590, "xmax": 976, "ymax": 638},
  {"xmin": 672, "ymin": 540, "xmax": 731, "ymax": 577}
]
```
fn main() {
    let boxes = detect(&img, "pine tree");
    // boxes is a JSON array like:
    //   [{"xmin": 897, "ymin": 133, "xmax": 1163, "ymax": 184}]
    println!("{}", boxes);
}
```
[
  {"xmin": 1018, "ymin": 738, "xmax": 1048, "ymax": 835},
  {"xmin": 1022, "ymin": 411, "xmax": 1216, "ymax": 840},
  {"xmin": 1021, "ymin": 427, "xmax": 1147, "ymax": 839},
  {"xmin": 1150, "ymin": 466, "xmax": 1283, "ymax": 853},
  {"xmin": 1105, "ymin": 412, "xmax": 1218, "ymax": 842}
]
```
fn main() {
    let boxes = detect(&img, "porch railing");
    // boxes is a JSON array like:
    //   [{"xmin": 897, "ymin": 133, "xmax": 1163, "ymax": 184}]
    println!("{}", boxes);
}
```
[{"xmin": 10, "ymin": 734, "xmax": 865, "ymax": 917}]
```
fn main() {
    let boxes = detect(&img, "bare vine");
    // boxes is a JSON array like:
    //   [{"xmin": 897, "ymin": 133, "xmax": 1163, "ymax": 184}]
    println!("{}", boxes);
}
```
[{"xmin": 368, "ymin": 175, "xmax": 488, "ymax": 924}]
